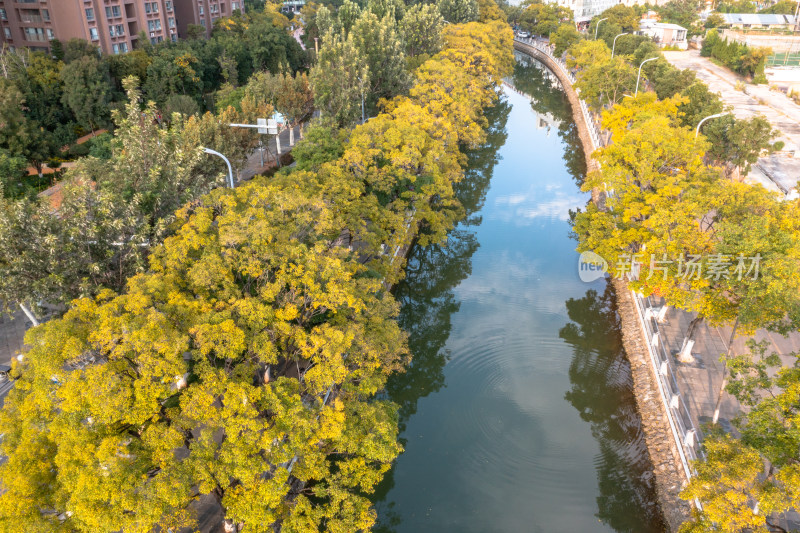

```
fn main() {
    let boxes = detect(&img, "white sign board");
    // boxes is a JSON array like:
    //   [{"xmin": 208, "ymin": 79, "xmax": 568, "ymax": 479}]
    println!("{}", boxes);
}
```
[
  {"xmin": 257, "ymin": 118, "xmax": 268, "ymax": 134},
  {"xmin": 266, "ymin": 119, "xmax": 279, "ymax": 135}
]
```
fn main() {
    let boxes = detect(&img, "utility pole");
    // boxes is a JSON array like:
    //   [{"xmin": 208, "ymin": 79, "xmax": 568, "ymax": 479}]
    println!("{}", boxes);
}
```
[
  {"xmin": 594, "ymin": 17, "xmax": 608, "ymax": 40},
  {"xmin": 611, "ymin": 33, "xmax": 628, "ymax": 57},
  {"xmin": 635, "ymin": 56, "xmax": 659, "ymax": 96}
]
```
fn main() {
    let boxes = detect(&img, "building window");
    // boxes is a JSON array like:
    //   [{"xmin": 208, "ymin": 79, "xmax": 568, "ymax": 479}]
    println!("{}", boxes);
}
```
[
  {"xmin": 199, "ymin": 5, "xmax": 204, "ymax": 15},
  {"xmin": 90, "ymin": 27, "xmax": 99, "ymax": 40},
  {"xmin": 168, "ymin": 17, "xmax": 175, "ymax": 28},
  {"xmin": 119, "ymin": 42, "xmax": 128, "ymax": 53},
  {"xmin": 0, "ymin": 8, "xmax": 6, "ymax": 21},
  {"xmin": 3, "ymin": 27, "xmax": 10, "ymax": 39},
  {"xmin": 200, "ymin": 18, "xmax": 206, "ymax": 26},
  {"xmin": 85, "ymin": 8, "xmax": 94, "ymax": 21},
  {"xmin": 145, "ymin": 2, "xmax": 159, "ymax": 13},
  {"xmin": 23, "ymin": 27, "xmax": 46, "ymax": 42},
  {"xmin": 232, "ymin": 2, "xmax": 239, "ymax": 10},
  {"xmin": 105, "ymin": 6, "xmax": 121, "ymax": 18},
  {"xmin": 42, "ymin": 8, "xmax": 49, "ymax": 22},
  {"xmin": 147, "ymin": 19, "xmax": 162, "ymax": 31},
  {"xmin": 171, "ymin": 33, "xmax": 177, "ymax": 42},
  {"xmin": 166, "ymin": 1, "xmax": 173, "ymax": 11},
  {"xmin": 113, "ymin": 43, "xmax": 119, "ymax": 54},
  {"xmin": 46, "ymin": 28, "xmax": 53, "ymax": 40}
]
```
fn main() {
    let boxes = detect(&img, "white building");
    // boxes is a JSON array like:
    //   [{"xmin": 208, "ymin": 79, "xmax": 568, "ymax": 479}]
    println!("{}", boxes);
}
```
[
  {"xmin": 550, "ymin": 0, "xmax": 670, "ymax": 24},
  {"xmin": 638, "ymin": 19, "xmax": 688, "ymax": 49}
]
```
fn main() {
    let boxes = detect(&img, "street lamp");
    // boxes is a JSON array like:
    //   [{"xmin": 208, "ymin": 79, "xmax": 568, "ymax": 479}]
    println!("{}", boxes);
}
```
[
  {"xmin": 635, "ymin": 56, "xmax": 659, "ymax": 97},
  {"xmin": 202, "ymin": 147, "xmax": 235, "ymax": 188},
  {"xmin": 594, "ymin": 17, "xmax": 608, "ymax": 40},
  {"xmin": 611, "ymin": 32, "xmax": 628, "ymax": 57},
  {"xmin": 695, "ymin": 112, "xmax": 730, "ymax": 139}
]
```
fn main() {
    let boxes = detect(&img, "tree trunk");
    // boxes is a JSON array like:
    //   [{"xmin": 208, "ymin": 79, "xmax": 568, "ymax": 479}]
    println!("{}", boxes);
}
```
[
  {"xmin": 289, "ymin": 123, "xmax": 295, "ymax": 146},
  {"xmin": 712, "ymin": 316, "xmax": 739, "ymax": 425},
  {"xmin": 678, "ymin": 314, "xmax": 704, "ymax": 363}
]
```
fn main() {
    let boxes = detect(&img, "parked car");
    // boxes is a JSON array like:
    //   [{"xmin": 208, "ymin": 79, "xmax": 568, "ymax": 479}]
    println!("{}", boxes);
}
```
[{"xmin": 0, "ymin": 365, "xmax": 10, "ymax": 382}]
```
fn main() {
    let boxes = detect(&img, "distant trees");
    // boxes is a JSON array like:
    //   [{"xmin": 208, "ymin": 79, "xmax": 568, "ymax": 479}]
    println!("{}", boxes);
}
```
[
  {"xmin": 518, "ymin": 0, "xmax": 574, "ymax": 36},
  {"xmin": 551, "ymin": 23, "xmax": 582, "ymax": 55},
  {"xmin": 400, "ymin": 4, "xmax": 445, "ymax": 58},
  {"xmin": 437, "ymin": 0, "xmax": 479, "ymax": 23},
  {"xmin": 702, "ymin": 29, "xmax": 772, "ymax": 82},
  {"xmin": 310, "ymin": 33, "xmax": 369, "ymax": 126},
  {"xmin": 60, "ymin": 55, "xmax": 111, "ymax": 133}
]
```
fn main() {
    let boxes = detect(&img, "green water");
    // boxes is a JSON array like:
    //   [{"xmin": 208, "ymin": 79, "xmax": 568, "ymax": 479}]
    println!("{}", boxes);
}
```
[{"xmin": 373, "ymin": 57, "xmax": 666, "ymax": 532}]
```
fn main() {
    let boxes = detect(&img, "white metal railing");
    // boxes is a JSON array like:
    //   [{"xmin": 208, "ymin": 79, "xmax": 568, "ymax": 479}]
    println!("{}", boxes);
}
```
[{"xmin": 631, "ymin": 290, "xmax": 703, "ymax": 510}]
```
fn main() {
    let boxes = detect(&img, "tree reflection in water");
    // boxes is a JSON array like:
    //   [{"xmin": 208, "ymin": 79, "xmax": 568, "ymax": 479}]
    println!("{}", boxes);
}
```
[
  {"xmin": 371, "ymin": 96, "xmax": 511, "ymax": 533},
  {"xmin": 509, "ymin": 55, "xmax": 587, "ymax": 186},
  {"xmin": 560, "ymin": 282, "xmax": 667, "ymax": 533}
]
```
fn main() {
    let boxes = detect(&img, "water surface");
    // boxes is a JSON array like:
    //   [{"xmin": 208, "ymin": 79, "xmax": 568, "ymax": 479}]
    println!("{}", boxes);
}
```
[{"xmin": 374, "ymin": 57, "xmax": 664, "ymax": 533}]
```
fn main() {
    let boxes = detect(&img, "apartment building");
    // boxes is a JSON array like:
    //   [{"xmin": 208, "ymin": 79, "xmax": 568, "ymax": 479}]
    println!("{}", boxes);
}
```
[
  {"xmin": 174, "ymin": 0, "xmax": 243, "ymax": 39},
  {"xmin": 0, "ymin": 0, "xmax": 230, "ymax": 55}
]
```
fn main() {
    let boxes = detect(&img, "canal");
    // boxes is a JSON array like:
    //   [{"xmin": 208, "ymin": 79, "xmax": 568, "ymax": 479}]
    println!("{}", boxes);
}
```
[{"xmin": 373, "ymin": 56, "xmax": 665, "ymax": 532}]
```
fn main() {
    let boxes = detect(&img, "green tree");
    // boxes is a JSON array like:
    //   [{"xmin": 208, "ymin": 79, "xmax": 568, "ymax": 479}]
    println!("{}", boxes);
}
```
[
  {"xmin": 60, "ymin": 55, "xmax": 111, "ymax": 133},
  {"xmin": 437, "ymin": 0, "xmax": 479, "ymax": 23},
  {"xmin": 594, "ymin": 4, "xmax": 640, "ymax": 33},
  {"xmin": 703, "ymin": 114, "xmax": 780, "ymax": 175},
  {"xmin": 351, "ymin": 12, "xmax": 411, "ymax": 112},
  {"xmin": 716, "ymin": 0, "xmax": 756, "ymax": 12},
  {"xmin": 551, "ymin": 23, "xmax": 582, "ymax": 56},
  {"xmin": 62, "ymin": 38, "xmax": 100, "ymax": 63},
  {"xmin": 338, "ymin": 0, "xmax": 362, "ymax": 33},
  {"xmin": 0, "ymin": 149, "xmax": 28, "ymax": 196},
  {"xmin": 657, "ymin": 0, "xmax": 702, "ymax": 35},
  {"xmin": 367, "ymin": 0, "xmax": 405, "ymax": 21},
  {"xmin": 759, "ymin": 0, "xmax": 796, "ymax": 13},
  {"xmin": 519, "ymin": 0, "xmax": 574, "ymax": 36},
  {"xmin": 400, "ymin": 3, "xmax": 445, "ymax": 57},
  {"xmin": 678, "ymin": 81, "xmax": 724, "ymax": 128},
  {"xmin": 310, "ymin": 32, "xmax": 370, "ymax": 127}
]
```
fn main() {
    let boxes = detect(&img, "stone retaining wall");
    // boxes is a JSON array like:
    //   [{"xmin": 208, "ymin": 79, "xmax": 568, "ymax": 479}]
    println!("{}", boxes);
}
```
[{"xmin": 513, "ymin": 41, "xmax": 692, "ymax": 532}]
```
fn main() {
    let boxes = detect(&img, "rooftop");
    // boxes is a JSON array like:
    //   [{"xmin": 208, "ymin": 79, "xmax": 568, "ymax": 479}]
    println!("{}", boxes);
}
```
[{"xmin": 720, "ymin": 13, "xmax": 798, "ymax": 25}]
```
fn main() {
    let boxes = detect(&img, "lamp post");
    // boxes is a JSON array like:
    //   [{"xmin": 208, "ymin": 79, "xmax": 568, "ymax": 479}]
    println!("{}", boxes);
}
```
[
  {"xmin": 594, "ymin": 17, "xmax": 608, "ymax": 40},
  {"xmin": 611, "ymin": 32, "xmax": 628, "ymax": 57},
  {"xmin": 635, "ymin": 56, "xmax": 659, "ymax": 96},
  {"xmin": 695, "ymin": 112, "xmax": 729, "ymax": 139},
  {"xmin": 202, "ymin": 147, "xmax": 235, "ymax": 188}
]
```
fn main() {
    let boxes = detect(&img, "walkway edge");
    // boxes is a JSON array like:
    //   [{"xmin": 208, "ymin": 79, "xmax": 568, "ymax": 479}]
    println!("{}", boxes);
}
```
[{"xmin": 513, "ymin": 39, "xmax": 692, "ymax": 531}]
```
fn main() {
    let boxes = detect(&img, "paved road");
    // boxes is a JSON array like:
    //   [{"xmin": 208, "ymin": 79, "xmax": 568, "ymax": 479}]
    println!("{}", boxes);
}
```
[
  {"xmin": 0, "ymin": 309, "xmax": 29, "ymax": 406},
  {"xmin": 240, "ymin": 124, "xmax": 302, "ymax": 182},
  {"xmin": 663, "ymin": 49, "xmax": 800, "ymax": 196},
  {"xmin": 651, "ymin": 294, "xmax": 800, "ymax": 432}
]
